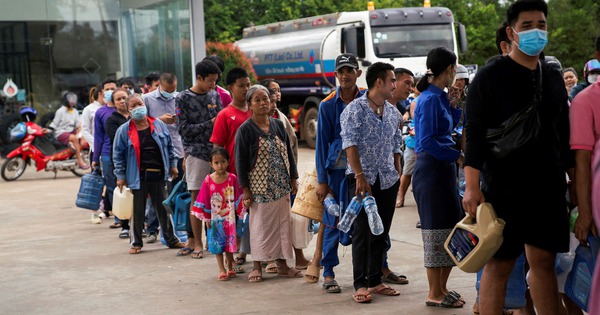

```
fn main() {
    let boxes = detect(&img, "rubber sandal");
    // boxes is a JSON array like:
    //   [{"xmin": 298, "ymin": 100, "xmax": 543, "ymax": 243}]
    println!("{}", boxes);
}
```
[
  {"xmin": 129, "ymin": 246, "xmax": 141, "ymax": 254},
  {"xmin": 368, "ymin": 284, "xmax": 400, "ymax": 296},
  {"xmin": 191, "ymin": 250, "xmax": 203, "ymax": 259},
  {"xmin": 234, "ymin": 256, "xmax": 246, "ymax": 265},
  {"xmin": 110, "ymin": 222, "xmax": 122, "ymax": 229},
  {"xmin": 295, "ymin": 260, "xmax": 311, "ymax": 270},
  {"xmin": 352, "ymin": 291, "xmax": 373, "ymax": 303},
  {"xmin": 304, "ymin": 265, "xmax": 320, "ymax": 283},
  {"xmin": 168, "ymin": 242, "xmax": 186, "ymax": 249},
  {"xmin": 176, "ymin": 247, "xmax": 193, "ymax": 256},
  {"xmin": 232, "ymin": 265, "xmax": 245, "ymax": 274},
  {"xmin": 265, "ymin": 262, "xmax": 278, "ymax": 273},
  {"xmin": 382, "ymin": 272, "xmax": 409, "ymax": 285},
  {"xmin": 248, "ymin": 270, "xmax": 263, "ymax": 282},
  {"xmin": 227, "ymin": 270, "xmax": 237, "ymax": 278},
  {"xmin": 322, "ymin": 279, "xmax": 341, "ymax": 293},
  {"xmin": 218, "ymin": 272, "xmax": 229, "ymax": 281}
]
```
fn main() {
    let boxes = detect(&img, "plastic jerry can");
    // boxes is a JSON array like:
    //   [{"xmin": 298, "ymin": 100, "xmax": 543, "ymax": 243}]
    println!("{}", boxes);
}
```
[
  {"xmin": 112, "ymin": 187, "xmax": 133, "ymax": 220},
  {"xmin": 173, "ymin": 192, "xmax": 191, "ymax": 232},
  {"xmin": 444, "ymin": 203, "xmax": 505, "ymax": 273},
  {"xmin": 76, "ymin": 170, "xmax": 104, "ymax": 210},
  {"xmin": 564, "ymin": 235, "xmax": 600, "ymax": 312}
]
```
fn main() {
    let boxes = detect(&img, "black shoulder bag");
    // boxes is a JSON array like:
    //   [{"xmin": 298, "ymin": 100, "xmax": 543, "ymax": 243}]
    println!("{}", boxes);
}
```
[{"xmin": 486, "ymin": 61, "xmax": 542, "ymax": 159}]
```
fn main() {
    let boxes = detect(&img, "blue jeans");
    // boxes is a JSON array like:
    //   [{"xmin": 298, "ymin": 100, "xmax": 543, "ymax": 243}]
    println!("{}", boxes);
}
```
[{"xmin": 100, "ymin": 155, "xmax": 119, "ymax": 223}]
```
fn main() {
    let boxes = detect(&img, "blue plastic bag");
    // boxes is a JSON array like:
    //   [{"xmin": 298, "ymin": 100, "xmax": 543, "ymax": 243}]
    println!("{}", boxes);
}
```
[{"xmin": 9, "ymin": 122, "xmax": 26, "ymax": 143}]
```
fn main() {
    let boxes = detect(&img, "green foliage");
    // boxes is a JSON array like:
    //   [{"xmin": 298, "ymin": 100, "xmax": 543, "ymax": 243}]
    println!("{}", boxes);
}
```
[
  {"xmin": 203, "ymin": 0, "xmax": 600, "ymax": 69},
  {"xmin": 205, "ymin": 42, "xmax": 258, "ymax": 84}
]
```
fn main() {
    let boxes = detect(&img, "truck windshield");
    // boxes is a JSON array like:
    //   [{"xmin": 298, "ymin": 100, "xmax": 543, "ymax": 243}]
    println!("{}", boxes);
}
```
[{"xmin": 371, "ymin": 24, "xmax": 454, "ymax": 58}]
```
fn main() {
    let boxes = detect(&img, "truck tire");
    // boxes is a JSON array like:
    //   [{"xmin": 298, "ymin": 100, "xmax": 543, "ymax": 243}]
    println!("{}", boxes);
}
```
[
  {"xmin": 39, "ymin": 112, "xmax": 55, "ymax": 128},
  {"xmin": 303, "ymin": 107, "xmax": 318, "ymax": 149},
  {"xmin": 0, "ymin": 114, "xmax": 21, "ymax": 145}
]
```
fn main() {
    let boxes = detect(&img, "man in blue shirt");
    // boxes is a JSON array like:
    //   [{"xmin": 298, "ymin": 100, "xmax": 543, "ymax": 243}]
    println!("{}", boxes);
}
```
[
  {"xmin": 313, "ymin": 53, "xmax": 365, "ymax": 292},
  {"xmin": 143, "ymin": 72, "xmax": 182, "ymax": 243},
  {"xmin": 341, "ymin": 62, "xmax": 403, "ymax": 303}
]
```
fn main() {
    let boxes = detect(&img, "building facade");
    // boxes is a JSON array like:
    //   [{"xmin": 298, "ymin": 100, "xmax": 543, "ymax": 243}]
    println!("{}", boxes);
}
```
[{"xmin": 0, "ymin": 0, "xmax": 205, "ymax": 113}]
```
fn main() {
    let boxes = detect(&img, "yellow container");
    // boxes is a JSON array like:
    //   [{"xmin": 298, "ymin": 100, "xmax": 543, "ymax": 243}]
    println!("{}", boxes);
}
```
[
  {"xmin": 444, "ymin": 203, "xmax": 505, "ymax": 273},
  {"xmin": 113, "ymin": 187, "xmax": 133, "ymax": 220},
  {"xmin": 291, "ymin": 169, "xmax": 324, "ymax": 222}
]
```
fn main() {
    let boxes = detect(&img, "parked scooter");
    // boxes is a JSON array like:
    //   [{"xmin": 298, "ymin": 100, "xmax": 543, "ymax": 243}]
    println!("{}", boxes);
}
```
[{"xmin": 1, "ymin": 107, "xmax": 90, "ymax": 181}]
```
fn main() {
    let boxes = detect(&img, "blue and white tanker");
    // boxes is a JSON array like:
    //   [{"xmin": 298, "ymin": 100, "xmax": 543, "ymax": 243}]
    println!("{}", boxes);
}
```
[{"xmin": 236, "ymin": 6, "xmax": 467, "ymax": 148}]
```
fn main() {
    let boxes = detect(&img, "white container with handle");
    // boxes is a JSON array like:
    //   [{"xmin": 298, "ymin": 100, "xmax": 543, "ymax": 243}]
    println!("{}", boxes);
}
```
[{"xmin": 113, "ymin": 187, "xmax": 133, "ymax": 220}]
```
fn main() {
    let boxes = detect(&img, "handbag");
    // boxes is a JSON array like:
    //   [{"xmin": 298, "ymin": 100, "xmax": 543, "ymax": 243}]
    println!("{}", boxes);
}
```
[{"xmin": 486, "ymin": 60, "xmax": 542, "ymax": 159}]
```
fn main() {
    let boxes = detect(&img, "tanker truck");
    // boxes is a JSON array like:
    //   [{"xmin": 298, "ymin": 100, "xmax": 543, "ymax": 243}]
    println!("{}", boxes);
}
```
[{"xmin": 235, "ymin": 6, "xmax": 467, "ymax": 148}]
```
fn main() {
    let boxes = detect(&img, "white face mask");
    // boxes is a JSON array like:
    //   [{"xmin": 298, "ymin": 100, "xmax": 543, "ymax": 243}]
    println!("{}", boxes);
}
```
[{"xmin": 588, "ymin": 74, "xmax": 599, "ymax": 84}]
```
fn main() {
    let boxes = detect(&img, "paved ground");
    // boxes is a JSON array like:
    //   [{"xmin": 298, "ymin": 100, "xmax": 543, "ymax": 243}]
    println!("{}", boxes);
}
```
[{"xmin": 0, "ymin": 144, "xmax": 477, "ymax": 314}]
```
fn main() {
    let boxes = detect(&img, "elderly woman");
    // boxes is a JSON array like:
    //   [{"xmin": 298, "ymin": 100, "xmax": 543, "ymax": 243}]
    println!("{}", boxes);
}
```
[
  {"xmin": 112, "ymin": 94, "xmax": 185, "ymax": 254},
  {"xmin": 235, "ymin": 85, "xmax": 300, "ymax": 282}
]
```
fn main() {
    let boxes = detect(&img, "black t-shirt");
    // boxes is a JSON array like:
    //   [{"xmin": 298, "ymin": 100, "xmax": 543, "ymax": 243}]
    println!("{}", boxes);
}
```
[
  {"xmin": 464, "ymin": 56, "xmax": 573, "ymax": 194},
  {"xmin": 104, "ymin": 111, "xmax": 129, "ymax": 158},
  {"xmin": 138, "ymin": 127, "xmax": 164, "ymax": 172}
]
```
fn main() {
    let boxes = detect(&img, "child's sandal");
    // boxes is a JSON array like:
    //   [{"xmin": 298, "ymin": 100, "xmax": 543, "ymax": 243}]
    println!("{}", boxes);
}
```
[
  {"xmin": 228, "ymin": 270, "xmax": 237, "ymax": 278},
  {"xmin": 218, "ymin": 272, "xmax": 229, "ymax": 281}
]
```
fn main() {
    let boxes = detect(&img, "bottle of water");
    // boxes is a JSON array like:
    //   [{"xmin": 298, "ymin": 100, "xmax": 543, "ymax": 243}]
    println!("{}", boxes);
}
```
[
  {"xmin": 458, "ymin": 167, "xmax": 466, "ymax": 198},
  {"xmin": 323, "ymin": 194, "xmax": 340, "ymax": 217},
  {"xmin": 569, "ymin": 207, "xmax": 579, "ymax": 233},
  {"xmin": 338, "ymin": 196, "xmax": 362, "ymax": 233},
  {"xmin": 363, "ymin": 194, "xmax": 384, "ymax": 235}
]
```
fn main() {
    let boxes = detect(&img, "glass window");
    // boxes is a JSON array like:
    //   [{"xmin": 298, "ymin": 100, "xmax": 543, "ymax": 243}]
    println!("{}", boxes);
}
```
[
  {"xmin": 120, "ymin": 0, "xmax": 192, "ymax": 90},
  {"xmin": 371, "ymin": 24, "xmax": 454, "ymax": 58}
]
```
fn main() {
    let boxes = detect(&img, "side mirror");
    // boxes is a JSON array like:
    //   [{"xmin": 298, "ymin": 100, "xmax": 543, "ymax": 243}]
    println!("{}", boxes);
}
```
[
  {"xmin": 342, "ymin": 24, "xmax": 366, "ymax": 58},
  {"xmin": 456, "ymin": 23, "xmax": 468, "ymax": 53}
]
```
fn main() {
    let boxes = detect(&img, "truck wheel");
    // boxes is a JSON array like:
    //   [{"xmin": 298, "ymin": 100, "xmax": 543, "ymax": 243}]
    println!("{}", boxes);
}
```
[
  {"xmin": 1, "ymin": 156, "xmax": 27, "ymax": 181},
  {"xmin": 0, "ymin": 114, "xmax": 20, "ymax": 145},
  {"xmin": 303, "ymin": 107, "xmax": 318, "ymax": 149},
  {"xmin": 39, "ymin": 112, "xmax": 55, "ymax": 128}
]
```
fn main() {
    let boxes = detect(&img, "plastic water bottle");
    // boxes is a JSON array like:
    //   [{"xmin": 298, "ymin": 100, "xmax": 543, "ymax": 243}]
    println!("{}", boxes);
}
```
[
  {"xmin": 569, "ymin": 207, "xmax": 579, "ymax": 233},
  {"xmin": 458, "ymin": 167, "xmax": 466, "ymax": 198},
  {"xmin": 323, "ymin": 194, "xmax": 340, "ymax": 217},
  {"xmin": 338, "ymin": 196, "xmax": 362, "ymax": 233},
  {"xmin": 555, "ymin": 252, "xmax": 575, "ymax": 275},
  {"xmin": 363, "ymin": 194, "xmax": 384, "ymax": 235}
]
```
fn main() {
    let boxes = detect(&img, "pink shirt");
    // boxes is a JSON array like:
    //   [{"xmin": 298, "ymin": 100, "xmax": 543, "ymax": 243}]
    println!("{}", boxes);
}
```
[
  {"xmin": 217, "ymin": 85, "xmax": 232, "ymax": 108},
  {"xmin": 570, "ymin": 82, "xmax": 600, "ymax": 315}
]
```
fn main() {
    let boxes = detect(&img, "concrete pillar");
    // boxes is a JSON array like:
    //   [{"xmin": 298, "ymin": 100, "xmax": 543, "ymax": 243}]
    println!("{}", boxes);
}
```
[{"xmin": 189, "ymin": 0, "xmax": 206, "ymax": 81}]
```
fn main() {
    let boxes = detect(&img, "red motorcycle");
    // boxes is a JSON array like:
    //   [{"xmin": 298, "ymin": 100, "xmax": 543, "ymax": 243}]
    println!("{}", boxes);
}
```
[{"xmin": 1, "ymin": 108, "xmax": 90, "ymax": 181}]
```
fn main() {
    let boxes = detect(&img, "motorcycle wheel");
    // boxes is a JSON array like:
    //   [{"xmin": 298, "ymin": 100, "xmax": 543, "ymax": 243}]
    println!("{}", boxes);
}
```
[
  {"xmin": 1, "ymin": 156, "xmax": 27, "ymax": 181},
  {"xmin": 71, "ymin": 147, "xmax": 91, "ymax": 177}
]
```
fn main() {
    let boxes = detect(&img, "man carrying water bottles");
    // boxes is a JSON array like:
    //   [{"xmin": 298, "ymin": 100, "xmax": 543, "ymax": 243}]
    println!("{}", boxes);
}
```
[{"xmin": 340, "ymin": 62, "xmax": 403, "ymax": 303}]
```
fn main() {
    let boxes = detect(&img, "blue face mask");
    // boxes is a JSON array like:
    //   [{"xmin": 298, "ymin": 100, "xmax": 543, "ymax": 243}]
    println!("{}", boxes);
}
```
[
  {"xmin": 513, "ymin": 28, "xmax": 548, "ymax": 57},
  {"xmin": 160, "ymin": 89, "xmax": 174, "ymax": 100},
  {"xmin": 130, "ymin": 106, "xmax": 147, "ymax": 121},
  {"xmin": 103, "ymin": 90, "xmax": 113, "ymax": 103}
]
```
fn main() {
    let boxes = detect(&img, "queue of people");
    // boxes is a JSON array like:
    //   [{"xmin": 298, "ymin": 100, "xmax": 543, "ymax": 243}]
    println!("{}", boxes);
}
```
[{"xmin": 63, "ymin": 0, "xmax": 600, "ymax": 313}]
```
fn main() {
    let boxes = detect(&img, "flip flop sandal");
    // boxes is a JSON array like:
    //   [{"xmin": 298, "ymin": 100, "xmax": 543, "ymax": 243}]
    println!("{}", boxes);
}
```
[
  {"xmin": 227, "ymin": 270, "xmax": 237, "ymax": 279},
  {"xmin": 440, "ymin": 293, "xmax": 464, "ymax": 308},
  {"xmin": 295, "ymin": 260, "xmax": 311, "ymax": 270},
  {"xmin": 129, "ymin": 247, "xmax": 142, "ymax": 254},
  {"xmin": 234, "ymin": 256, "xmax": 246, "ymax": 265},
  {"xmin": 382, "ymin": 272, "xmax": 409, "ymax": 285},
  {"xmin": 278, "ymin": 268, "xmax": 302, "ymax": 278},
  {"xmin": 191, "ymin": 250, "xmax": 203, "ymax": 259},
  {"xmin": 368, "ymin": 284, "xmax": 400, "ymax": 296},
  {"xmin": 248, "ymin": 270, "xmax": 263, "ymax": 283},
  {"xmin": 176, "ymin": 247, "xmax": 193, "ymax": 256},
  {"xmin": 232, "ymin": 265, "xmax": 245, "ymax": 274},
  {"xmin": 447, "ymin": 290, "xmax": 466, "ymax": 304},
  {"xmin": 352, "ymin": 292, "xmax": 373, "ymax": 303},
  {"xmin": 322, "ymin": 279, "xmax": 341, "ymax": 293},
  {"xmin": 109, "ymin": 222, "xmax": 122, "ymax": 229},
  {"xmin": 304, "ymin": 265, "xmax": 320, "ymax": 283},
  {"xmin": 218, "ymin": 272, "xmax": 229, "ymax": 281},
  {"xmin": 265, "ymin": 262, "xmax": 279, "ymax": 273}
]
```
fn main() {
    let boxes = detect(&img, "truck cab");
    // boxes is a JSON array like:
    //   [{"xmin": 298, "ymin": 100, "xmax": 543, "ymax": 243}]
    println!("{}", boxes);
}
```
[{"xmin": 236, "ymin": 7, "xmax": 466, "ymax": 148}]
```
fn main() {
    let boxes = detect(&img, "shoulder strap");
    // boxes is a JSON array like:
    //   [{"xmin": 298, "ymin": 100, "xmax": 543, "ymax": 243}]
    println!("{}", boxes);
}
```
[{"xmin": 532, "ymin": 60, "xmax": 543, "ymax": 106}]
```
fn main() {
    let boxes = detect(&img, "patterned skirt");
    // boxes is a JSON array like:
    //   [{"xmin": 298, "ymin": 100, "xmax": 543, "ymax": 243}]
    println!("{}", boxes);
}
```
[{"xmin": 413, "ymin": 152, "xmax": 464, "ymax": 268}]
